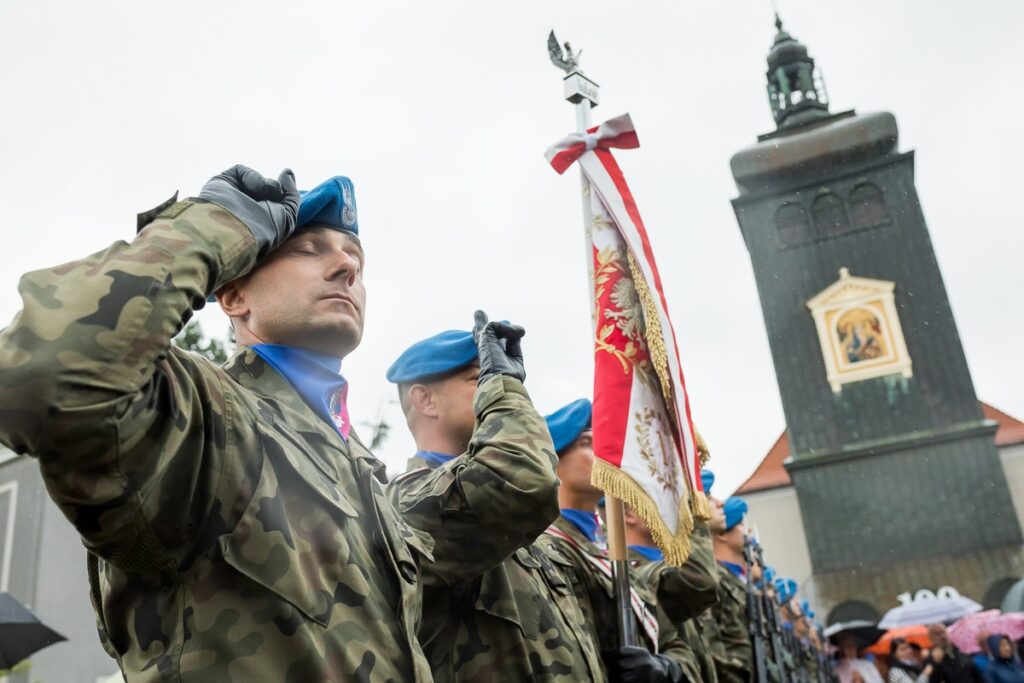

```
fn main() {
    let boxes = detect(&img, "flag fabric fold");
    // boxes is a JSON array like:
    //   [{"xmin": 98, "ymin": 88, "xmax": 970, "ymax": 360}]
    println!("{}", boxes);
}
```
[{"xmin": 546, "ymin": 113, "xmax": 709, "ymax": 566}]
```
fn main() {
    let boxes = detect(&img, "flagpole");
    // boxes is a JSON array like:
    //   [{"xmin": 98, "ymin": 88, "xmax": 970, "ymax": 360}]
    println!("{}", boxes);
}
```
[{"xmin": 550, "ymin": 31, "xmax": 636, "ymax": 649}]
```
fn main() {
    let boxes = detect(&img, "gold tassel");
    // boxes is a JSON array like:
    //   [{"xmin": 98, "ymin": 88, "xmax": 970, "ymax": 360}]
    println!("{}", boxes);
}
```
[
  {"xmin": 693, "ymin": 491, "xmax": 712, "ymax": 522},
  {"xmin": 694, "ymin": 428, "xmax": 711, "ymax": 467}
]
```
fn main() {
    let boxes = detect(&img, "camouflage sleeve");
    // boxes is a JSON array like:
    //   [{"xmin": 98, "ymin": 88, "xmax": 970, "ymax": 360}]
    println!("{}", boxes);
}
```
[
  {"xmin": 654, "ymin": 523, "xmax": 720, "ymax": 623},
  {"xmin": 394, "ymin": 375, "xmax": 560, "ymax": 584},
  {"xmin": 654, "ymin": 602, "xmax": 704, "ymax": 682},
  {"xmin": 0, "ymin": 200, "xmax": 258, "ymax": 571}
]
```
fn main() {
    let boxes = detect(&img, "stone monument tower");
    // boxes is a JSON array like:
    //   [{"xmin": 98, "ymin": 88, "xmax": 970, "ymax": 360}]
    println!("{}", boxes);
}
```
[{"xmin": 729, "ymin": 16, "xmax": 1023, "ymax": 612}]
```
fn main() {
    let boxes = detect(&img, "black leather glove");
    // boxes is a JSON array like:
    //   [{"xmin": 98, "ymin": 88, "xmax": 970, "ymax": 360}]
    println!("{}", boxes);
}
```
[
  {"xmin": 602, "ymin": 646, "xmax": 687, "ymax": 683},
  {"xmin": 198, "ymin": 165, "xmax": 300, "ymax": 257},
  {"xmin": 472, "ymin": 310, "xmax": 526, "ymax": 385}
]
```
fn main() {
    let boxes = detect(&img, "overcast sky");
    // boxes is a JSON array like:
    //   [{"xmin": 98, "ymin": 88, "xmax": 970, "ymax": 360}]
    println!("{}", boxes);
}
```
[{"xmin": 0, "ymin": 0, "xmax": 1020, "ymax": 494}]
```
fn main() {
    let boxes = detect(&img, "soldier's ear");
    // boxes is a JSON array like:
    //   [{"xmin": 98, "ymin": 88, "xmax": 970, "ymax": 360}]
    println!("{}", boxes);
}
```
[
  {"xmin": 217, "ymin": 279, "xmax": 250, "ymax": 320},
  {"xmin": 407, "ymin": 384, "xmax": 439, "ymax": 419}
]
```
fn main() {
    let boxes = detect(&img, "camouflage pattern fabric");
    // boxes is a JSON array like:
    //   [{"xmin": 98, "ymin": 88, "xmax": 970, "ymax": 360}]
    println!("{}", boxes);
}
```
[
  {"xmin": 700, "ymin": 564, "xmax": 754, "ymax": 683},
  {"xmin": 629, "ymin": 523, "xmax": 720, "ymax": 683},
  {"xmin": 397, "ymin": 452, "xmax": 603, "ymax": 682},
  {"xmin": 534, "ymin": 516, "xmax": 697, "ymax": 679},
  {"xmin": 0, "ymin": 199, "xmax": 559, "ymax": 682},
  {"xmin": 406, "ymin": 453, "xmax": 434, "ymax": 471}
]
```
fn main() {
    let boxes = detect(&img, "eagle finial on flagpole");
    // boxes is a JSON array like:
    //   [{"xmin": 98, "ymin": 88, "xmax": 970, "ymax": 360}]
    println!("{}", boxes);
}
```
[{"xmin": 547, "ymin": 30, "xmax": 582, "ymax": 74}]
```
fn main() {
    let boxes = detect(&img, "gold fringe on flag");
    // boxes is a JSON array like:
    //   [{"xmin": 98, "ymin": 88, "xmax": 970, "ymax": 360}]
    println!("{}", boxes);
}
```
[
  {"xmin": 593, "ymin": 458, "xmax": 697, "ymax": 567},
  {"xmin": 627, "ymin": 251, "xmax": 675, "ymax": 422}
]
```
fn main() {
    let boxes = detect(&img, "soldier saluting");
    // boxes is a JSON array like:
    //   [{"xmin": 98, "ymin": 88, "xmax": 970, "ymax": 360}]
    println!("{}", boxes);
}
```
[
  {"xmin": 385, "ymin": 330, "xmax": 603, "ymax": 682},
  {"xmin": 0, "ymin": 166, "xmax": 559, "ymax": 682}
]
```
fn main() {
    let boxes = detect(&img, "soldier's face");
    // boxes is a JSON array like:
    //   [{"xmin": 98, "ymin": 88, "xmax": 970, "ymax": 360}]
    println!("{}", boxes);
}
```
[
  {"xmin": 557, "ymin": 430, "xmax": 601, "ymax": 497},
  {"xmin": 222, "ymin": 227, "xmax": 366, "ymax": 358},
  {"xmin": 708, "ymin": 495, "xmax": 727, "ymax": 533},
  {"xmin": 430, "ymin": 363, "xmax": 480, "ymax": 450},
  {"xmin": 720, "ymin": 521, "xmax": 745, "ymax": 552}
]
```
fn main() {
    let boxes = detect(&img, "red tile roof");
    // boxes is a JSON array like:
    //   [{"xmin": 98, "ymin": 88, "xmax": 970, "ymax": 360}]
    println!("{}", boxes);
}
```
[
  {"xmin": 984, "ymin": 402, "xmax": 1024, "ymax": 447},
  {"xmin": 735, "ymin": 401, "xmax": 1024, "ymax": 495}
]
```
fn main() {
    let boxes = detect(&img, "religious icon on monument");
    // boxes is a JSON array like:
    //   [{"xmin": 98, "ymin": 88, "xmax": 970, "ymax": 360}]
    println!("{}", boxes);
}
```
[
  {"xmin": 807, "ymin": 268, "xmax": 913, "ymax": 392},
  {"xmin": 835, "ymin": 307, "xmax": 887, "ymax": 364}
]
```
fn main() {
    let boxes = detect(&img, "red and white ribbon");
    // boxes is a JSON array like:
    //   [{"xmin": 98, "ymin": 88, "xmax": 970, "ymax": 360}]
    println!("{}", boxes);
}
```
[
  {"xmin": 544, "ymin": 525, "xmax": 660, "ymax": 650},
  {"xmin": 545, "ymin": 115, "xmax": 640, "ymax": 175}
]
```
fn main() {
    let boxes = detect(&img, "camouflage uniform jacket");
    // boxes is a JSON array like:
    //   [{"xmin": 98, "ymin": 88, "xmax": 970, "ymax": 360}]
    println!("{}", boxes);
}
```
[
  {"xmin": 534, "ymin": 516, "xmax": 696, "ymax": 677},
  {"xmin": 629, "ymin": 524, "xmax": 720, "ymax": 683},
  {"xmin": 0, "ymin": 199, "xmax": 559, "ymax": 682},
  {"xmin": 394, "ymin": 453, "xmax": 604, "ymax": 682},
  {"xmin": 700, "ymin": 563, "xmax": 753, "ymax": 683}
]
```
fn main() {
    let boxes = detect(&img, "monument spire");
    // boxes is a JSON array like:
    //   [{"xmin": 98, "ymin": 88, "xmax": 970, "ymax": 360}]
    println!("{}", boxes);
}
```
[{"xmin": 765, "ymin": 15, "xmax": 830, "ymax": 128}]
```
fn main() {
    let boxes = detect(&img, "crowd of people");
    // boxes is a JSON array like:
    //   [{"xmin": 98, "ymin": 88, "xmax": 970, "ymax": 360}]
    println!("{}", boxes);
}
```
[
  {"xmin": 0, "ymin": 165, "xmax": 1020, "ymax": 682},
  {"xmin": 834, "ymin": 624, "xmax": 1024, "ymax": 683}
]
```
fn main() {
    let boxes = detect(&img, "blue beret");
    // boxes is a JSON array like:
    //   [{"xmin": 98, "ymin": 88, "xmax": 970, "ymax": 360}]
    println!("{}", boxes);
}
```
[
  {"xmin": 701, "ymin": 469, "xmax": 715, "ymax": 496},
  {"xmin": 764, "ymin": 565, "xmax": 776, "ymax": 583},
  {"xmin": 297, "ymin": 176, "xmax": 358, "ymax": 234},
  {"xmin": 775, "ymin": 577, "xmax": 798, "ymax": 604},
  {"xmin": 544, "ymin": 399, "xmax": 592, "ymax": 454},
  {"xmin": 386, "ymin": 330, "xmax": 477, "ymax": 384},
  {"xmin": 723, "ymin": 496, "xmax": 748, "ymax": 531}
]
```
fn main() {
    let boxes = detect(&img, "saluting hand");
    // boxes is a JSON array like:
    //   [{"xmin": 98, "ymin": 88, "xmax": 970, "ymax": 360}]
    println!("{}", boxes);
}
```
[
  {"xmin": 472, "ymin": 310, "xmax": 526, "ymax": 385},
  {"xmin": 198, "ymin": 165, "xmax": 300, "ymax": 257}
]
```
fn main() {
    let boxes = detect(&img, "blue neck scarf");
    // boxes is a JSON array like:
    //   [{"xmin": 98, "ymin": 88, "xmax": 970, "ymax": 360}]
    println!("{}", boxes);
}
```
[
  {"xmin": 629, "ymin": 544, "xmax": 664, "ymax": 562},
  {"xmin": 416, "ymin": 450, "xmax": 456, "ymax": 469},
  {"xmin": 251, "ymin": 344, "xmax": 348, "ymax": 440},
  {"xmin": 561, "ymin": 509, "xmax": 600, "ymax": 542},
  {"xmin": 719, "ymin": 560, "xmax": 746, "ymax": 580}
]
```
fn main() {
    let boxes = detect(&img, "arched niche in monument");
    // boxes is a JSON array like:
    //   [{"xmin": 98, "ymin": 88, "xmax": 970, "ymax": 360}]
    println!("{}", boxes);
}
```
[
  {"xmin": 849, "ymin": 181, "xmax": 890, "ymax": 230},
  {"xmin": 775, "ymin": 201, "xmax": 811, "ymax": 247},
  {"xmin": 811, "ymin": 190, "xmax": 849, "ymax": 238}
]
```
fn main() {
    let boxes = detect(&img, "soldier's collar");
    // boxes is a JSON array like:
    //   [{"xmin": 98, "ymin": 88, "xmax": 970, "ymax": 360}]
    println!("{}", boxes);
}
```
[
  {"xmin": 224, "ymin": 348, "xmax": 347, "ymax": 447},
  {"xmin": 559, "ymin": 509, "xmax": 600, "ymax": 543}
]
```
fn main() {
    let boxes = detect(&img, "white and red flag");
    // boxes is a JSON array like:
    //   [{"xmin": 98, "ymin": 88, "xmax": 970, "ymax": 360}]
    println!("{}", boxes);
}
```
[{"xmin": 546, "ymin": 113, "xmax": 709, "ymax": 565}]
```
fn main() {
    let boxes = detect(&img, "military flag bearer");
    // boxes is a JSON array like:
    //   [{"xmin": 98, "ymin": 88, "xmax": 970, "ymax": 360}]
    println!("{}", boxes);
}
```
[
  {"xmin": 386, "ymin": 330, "xmax": 605, "ymax": 682},
  {"xmin": 0, "ymin": 166, "xmax": 559, "ymax": 682},
  {"xmin": 535, "ymin": 398, "xmax": 699, "ymax": 683}
]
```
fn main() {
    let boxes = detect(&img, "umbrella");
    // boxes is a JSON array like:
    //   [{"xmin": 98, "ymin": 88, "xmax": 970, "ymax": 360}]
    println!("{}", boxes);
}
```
[
  {"xmin": 1002, "ymin": 578, "xmax": 1024, "ymax": 613},
  {"xmin": 825, "ymin": 620, "xmax": 886, "ymax": 650},
  {"xmin": 878, "ymin": 595, "xmax": 982, "ymax": 629},
  {"xmin": 948, "ymin": 611, "xmax": 1024, "ymax": 654},
  {"xmin": 0, "ymin": 592, "xmax": 66, "ymax": 669},
  {"xmin": 864, "ymin": 625, "xmax": 932, "ymax": 656}
]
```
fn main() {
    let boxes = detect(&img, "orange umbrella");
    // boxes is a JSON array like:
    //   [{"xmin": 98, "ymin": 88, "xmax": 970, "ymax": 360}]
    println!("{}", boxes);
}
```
[{"xmin": 864, "ymin": 625, "xmax": 932, "ymax": 656}]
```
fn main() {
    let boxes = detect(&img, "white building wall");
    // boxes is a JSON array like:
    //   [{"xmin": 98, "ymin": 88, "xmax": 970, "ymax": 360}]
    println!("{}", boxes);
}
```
[
  {"xmin": 742, "ymin": 485, "xmax": 815, "ymax": 596},
  {"xmin": 0, "ymin": 449, "xmax": 117, "ymax": 683},
  {"xmin": 999, "ymin": 443, "xmax": 1024, "ymax": 534}
]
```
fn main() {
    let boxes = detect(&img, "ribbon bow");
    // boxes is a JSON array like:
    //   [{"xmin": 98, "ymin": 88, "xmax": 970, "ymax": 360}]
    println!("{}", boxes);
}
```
[{"xmin": 545, "ymin": 113, "xmax": 640, "ymax": 175}]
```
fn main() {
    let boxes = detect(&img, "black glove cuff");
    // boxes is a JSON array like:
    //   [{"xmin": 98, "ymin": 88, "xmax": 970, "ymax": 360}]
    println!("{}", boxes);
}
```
[{"xmin": 198, "ymin": 184, "xmax": 281, "ymax": 257}]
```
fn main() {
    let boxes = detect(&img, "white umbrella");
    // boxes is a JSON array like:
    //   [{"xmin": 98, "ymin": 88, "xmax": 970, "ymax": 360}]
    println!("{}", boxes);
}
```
[{"xmin": 879, "ymin": 595, "xmax": 982, "ymax": 629}]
